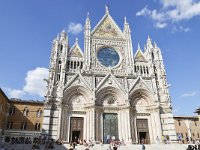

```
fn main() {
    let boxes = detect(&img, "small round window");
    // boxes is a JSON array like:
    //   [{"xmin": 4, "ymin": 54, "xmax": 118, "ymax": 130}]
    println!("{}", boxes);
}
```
[{"xmin": 97, "ymin": 47, "xmax": 120, "ymax": 67}]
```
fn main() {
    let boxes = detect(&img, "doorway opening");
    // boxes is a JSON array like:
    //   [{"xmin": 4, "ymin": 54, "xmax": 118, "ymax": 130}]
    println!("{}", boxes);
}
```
[
  {"xmin": 70, "ymin": 117, "xmax": 84, "ymax": 143},
  {"xmin": 136, "ymin": 119, "xmax": 150, "ymax": 144},
  {"xmin": 138, "ymin": 132, "xmax": 147, "ymax": 144},
  {"xmin": 72, "ymin": 131, "xmax": 80, "ymax": 143}
]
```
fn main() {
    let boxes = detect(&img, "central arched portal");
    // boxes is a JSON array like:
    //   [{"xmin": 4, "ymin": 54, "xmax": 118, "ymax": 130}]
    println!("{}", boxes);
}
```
[{"xmin": 96, "ymin": 87, "xmax": 128, "ymax": 143}]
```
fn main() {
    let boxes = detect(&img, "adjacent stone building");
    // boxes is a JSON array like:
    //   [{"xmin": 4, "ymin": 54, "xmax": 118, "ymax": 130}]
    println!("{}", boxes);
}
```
[
  {"xmin": 0, "ymin": 88, "xmax": 9, "ymax": 141},
  {"xmin": 43, "ymin": 7, "xmax": 177, "ymax": 144},
  {"xmin": 174, "ymin": 116, "xmax": 200, "ymax": 143},
  {"xmin": 4, "ymin": 98, "xmax": 44, "ymax": 138}
]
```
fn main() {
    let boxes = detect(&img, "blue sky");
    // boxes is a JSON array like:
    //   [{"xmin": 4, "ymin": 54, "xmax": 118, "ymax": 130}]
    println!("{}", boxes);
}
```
[{"xmin": 0, "ymin": 0, "xmax": 200, "ymax": 116}]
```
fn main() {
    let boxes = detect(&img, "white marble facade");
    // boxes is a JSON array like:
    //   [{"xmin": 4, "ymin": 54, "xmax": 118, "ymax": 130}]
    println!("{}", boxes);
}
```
[{"xmin": 42, "ymin": 6, "xmax": 177, "ymax": 144}]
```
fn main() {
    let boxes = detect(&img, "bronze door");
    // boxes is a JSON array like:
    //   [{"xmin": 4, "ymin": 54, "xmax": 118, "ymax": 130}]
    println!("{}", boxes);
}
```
[
  {"xmin": 103, "ymin": 113, "xmax": 118, "ymax": 143},
  {"xmin": 70, "ymin": 117, "xmax": 84, "ymax": 143},
  {"xmin": 136, "ymin": 119, "xmax": 150, "ymax": 144}
]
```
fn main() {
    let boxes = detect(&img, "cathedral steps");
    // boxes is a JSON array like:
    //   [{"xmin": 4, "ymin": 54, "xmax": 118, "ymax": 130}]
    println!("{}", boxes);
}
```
[{"xmin": 0, "ymin": 143, "xmax": 189, "ymax": 150}]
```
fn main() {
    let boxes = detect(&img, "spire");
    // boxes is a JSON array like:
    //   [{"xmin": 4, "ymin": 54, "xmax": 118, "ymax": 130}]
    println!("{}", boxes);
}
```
[
  {"xmin": 138, "ymin": 43, "xmax": 141, "ymax": 50},
  {"xmin": 124, "ymin": 16, "xmax": 127, "ymax": 24},
  {"xmin": 87, "ymin": 12, "xmax": 89, "ymax": 18},
  {"xmin": 147, "ymin": 35, "xmax": 152, "ymax": 43},
  {"xmin": 105, "ymin": 5, "xmax": 109, "ymax": 14},
  {"xmin": 56, "ymin": 33, "xmax": 59, "ymax": 40},
  {"xmin": 75, "ymin": 37, "xmax": 78, "ymax": 44},
  {"xmin": 123, "ymin": 17, "xmax": 130, "ymax": 33},
  {"xmin": 154, "ymin": 41, "xmax": 158, "ymax": 48},
  {"xmin": 60, "ymin": 29, "xmax": 66, "ymax": 41},
  {"xmin": 146, "ymin": 35, "xmax": 153, "ymax": 48},
  {"xmin": 86, "ymin": 12, "xmax": 90, "ymax": 22},
  {"xmin": 85, "ymin": 12, "xmax": 91, "ymax": 28}
]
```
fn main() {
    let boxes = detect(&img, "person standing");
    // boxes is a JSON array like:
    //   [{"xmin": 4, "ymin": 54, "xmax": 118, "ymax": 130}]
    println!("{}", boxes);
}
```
[{"xmin": 142, "ymin": 144, "xmax": 145, "ymax": 150}]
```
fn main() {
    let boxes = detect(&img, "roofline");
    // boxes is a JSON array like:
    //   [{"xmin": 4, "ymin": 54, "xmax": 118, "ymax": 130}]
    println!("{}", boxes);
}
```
[
  {"xmin": 9, "ymin": 98, "xmax": 44, "ymax": 105},
  {"xmin": 0, "ymin": 88, "xmax": 9, "ymax": 102},
  {"xmin": 173, "ymin": 116, "xmax": 198, "ymax": 119}
]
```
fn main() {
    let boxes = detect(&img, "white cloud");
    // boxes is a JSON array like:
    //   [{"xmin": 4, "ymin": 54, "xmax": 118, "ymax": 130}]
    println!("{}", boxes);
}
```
[
  {"xmin": 5, "ymin": 67, "xmax": 48, "ymax": 99},
  {"xmin": 179, "ymin": 26, "xmax": 191, "ymax": 32},
  {"xmin": 67, "ymin": 22, "xmax": 83, "ymax": 35},
  {"xmin": 136, "ymin": 0, "xmax": 200, "ymax": 30},
  {"xmin": 181, "ymin": 91, "xmax": 197, "ymax": 97},
  {"xmin": 172, "ymin": 25, "xmax": 191, "ymax": 32},
  {"xmin": 155, "ymin": 22, "xmax": 168, "ymax": 28},
  {"xmin": 23, "ymin": 67, "xmax": 49, "ymax": 97},
  {"xmin": 5, "ymin": 88, "xmax": 25, "ymax": 98}
]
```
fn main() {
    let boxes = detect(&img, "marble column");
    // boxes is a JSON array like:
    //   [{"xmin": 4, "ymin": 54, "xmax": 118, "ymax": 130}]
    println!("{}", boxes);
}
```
[
  {"xmin": 154, "ymin": 109, "xmax": 162, "ymax": 139},
  {"xmin": 90, "ymin": 108, "xmax": 95, "ymax": 140},
  {"xmin": 57, "ymin": 105, "xmax": 62, "ymax": 139},
  {"xmin": 86, "ymin": 110, "xmax": 90, "ymax": 140},
  {"xmin": 126, "ymin": 109, "xmax": 131, "ymax": 141},
  {"xmin": 65, "ymin": 109, "xmax": 70, "ymax": 142},
  {"xmin": 118, "ymin": 111, "xmax": 122, "ymax": 140}
]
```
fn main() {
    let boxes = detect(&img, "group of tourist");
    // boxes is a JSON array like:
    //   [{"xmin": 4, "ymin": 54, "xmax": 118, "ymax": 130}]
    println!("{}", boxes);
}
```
[
  {"xmin": 178, "ymin": 135, "xmax": 199, "ymax": 144},
  {"xmin": 65, "ymin": 138, "xmax": 135, "ymax": 150},
  {"xmin": 186, "ymin": 144, "xmax": 200, "ymax": 150},
  {"xmin": 3, "ymin": 136, "xmax": 57, "ymax": 150},
  {"xmin": 5, "ymin": 136, "xmax": 32, "ymax": 144}
]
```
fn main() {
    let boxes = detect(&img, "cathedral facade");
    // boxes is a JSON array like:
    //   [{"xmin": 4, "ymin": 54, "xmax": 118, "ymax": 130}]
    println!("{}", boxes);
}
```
[{"xmin": 43, "ymin": 7, "xmax": 177, "ymax": 144}]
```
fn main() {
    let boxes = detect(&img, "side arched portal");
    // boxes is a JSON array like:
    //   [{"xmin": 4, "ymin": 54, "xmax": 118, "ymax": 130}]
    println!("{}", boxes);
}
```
[
  {"xmin": 129, "ymin": 88, "xmax": 159, "ymax": 144},
  {"xmin": 59, "ymin": 86, "xmax": 92, "ymax": 142}
]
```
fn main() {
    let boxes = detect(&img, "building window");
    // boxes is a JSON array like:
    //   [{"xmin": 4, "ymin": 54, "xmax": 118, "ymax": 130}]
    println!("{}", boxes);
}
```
[
  {"xmin": 58, "ymin": 60, "xmax": 62, "ymax": 72},
  {"xmin": 192, "ymin": 133, "xmax": 195, "ymax": 137},
  {"xmin": 21, "ymin": 122, "xmax": 27, "ymax": 130},
  {"xmin": 7, "ymin": 121, "xmax": 13, "ymax": 129},
  {"xmin": 60, "ymin": 44, "xmax": 63, "ymax": 53},
  {"xmin": 23, "ymin": 107, "xmax": 29, "ymax": 116},
  {"xmin": 198, "ymin": 133, "xmax": 199, "ymax": 138},
  {"xmin": 9, "ymin": 107, "xmax": 15, "ymax": 115},
  {"xmin": 36, "ymin": 109, "xmax": 42, "ymax": 118},
  {"xmin": 35, "ymin": 123, "xmax": 41, "ymax": 131},
  {"xmin": 178, "ymin": 120, "xmax": 181, "ymax": 126}
]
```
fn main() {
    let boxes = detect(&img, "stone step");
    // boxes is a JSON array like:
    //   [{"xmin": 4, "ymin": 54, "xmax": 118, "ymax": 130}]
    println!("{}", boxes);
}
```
[{"xmin": 0, "ymin": 143, "xmax": 189, "ymax": 150}]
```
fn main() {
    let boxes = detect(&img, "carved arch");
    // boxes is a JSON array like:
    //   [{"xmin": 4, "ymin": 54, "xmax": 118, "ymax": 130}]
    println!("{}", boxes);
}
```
[
  {"xmin": 62, "ymin": 85, "xmax": 92, "ymax": 105},
  {"xmin": 96, "ymin": 86, "xmax": 126, "ymax": 106},
  {"xmin": 129, "ymin": 88, "xmax": 155, "ymax": 106}
]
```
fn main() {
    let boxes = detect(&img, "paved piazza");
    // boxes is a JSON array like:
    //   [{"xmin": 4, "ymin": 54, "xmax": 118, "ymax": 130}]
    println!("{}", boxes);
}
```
[{"xmin": 0, "ymin": 143, "xmax": 189, "ymax": 150}]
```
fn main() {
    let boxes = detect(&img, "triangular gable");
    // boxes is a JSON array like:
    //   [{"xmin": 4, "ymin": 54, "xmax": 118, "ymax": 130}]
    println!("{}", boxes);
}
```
[
  {"xmin": 134, "ymin": 49, "xmax": 147, "ymax": 62},
  {"xmin": 129, "ymin": 77, "xmax": 151, "ymax": 94},
  {"xmin": 68, "ymin": 43, "xmax": 83, "ymax": 58},
  {"xmin": 64, "ymin": 72, "xmax": 92, "ymax": 91},
  {"xmin": 96, "ymin": 73, "xmax": 126, "ymax": 94},
  {"xmin": 91, "ymin": 14, "xmax": 125, "ymax": 39}
]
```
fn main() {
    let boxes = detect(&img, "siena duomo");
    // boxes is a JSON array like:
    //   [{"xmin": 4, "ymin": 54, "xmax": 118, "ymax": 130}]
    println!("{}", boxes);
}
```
[{"xmin": 42, "ymin": 6, "xmax": 177, "ymax": 144}]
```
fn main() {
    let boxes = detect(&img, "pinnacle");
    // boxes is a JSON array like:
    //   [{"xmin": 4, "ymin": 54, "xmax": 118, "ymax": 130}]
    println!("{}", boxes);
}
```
[
  {"xmin": 75, "ymin": 37, "xmax": 78, "ymax": 44},
  {"xmin": 138, "ymin": 43, "xmax": 141, "ymax": 50},
  {"xmin": 105, "ymin": 5, "xmax": 109, "ymax": 14}
]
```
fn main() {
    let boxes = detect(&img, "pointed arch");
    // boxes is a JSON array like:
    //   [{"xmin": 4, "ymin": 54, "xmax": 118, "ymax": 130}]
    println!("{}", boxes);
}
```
[
  {"xmin": 96, "ymin": 86, "xmax": 126, "ymax": 106},
  {"xmin": 129, "ymin": 88, "xmax": 155, "ymax": 106},
  {"xmin": 63, "ymin": 85, "xmax": 92, "ymax": 105}
]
